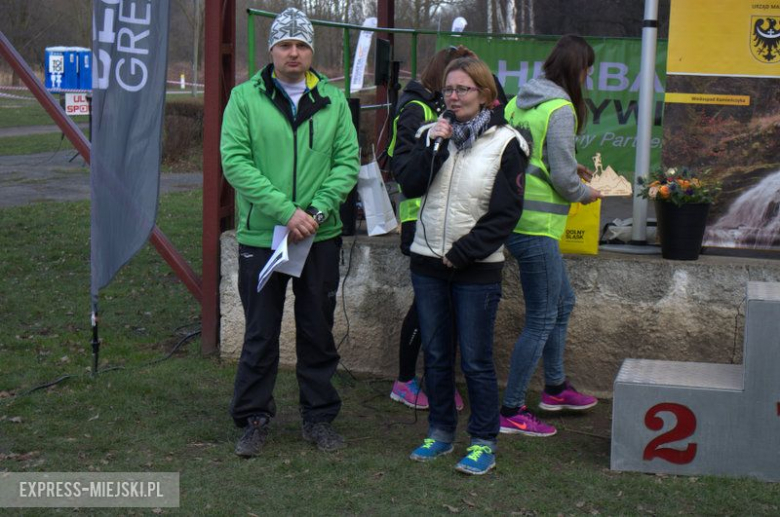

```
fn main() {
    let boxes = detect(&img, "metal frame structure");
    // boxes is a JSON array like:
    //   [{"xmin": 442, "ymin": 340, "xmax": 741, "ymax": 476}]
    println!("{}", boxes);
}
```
[
  {"xmin": 0, "ymin": 31, "xmax": 202, "ymax": 303},
  {"xmin": 201, "ymin": 0, "xmax": 236, "ymax": 355}
]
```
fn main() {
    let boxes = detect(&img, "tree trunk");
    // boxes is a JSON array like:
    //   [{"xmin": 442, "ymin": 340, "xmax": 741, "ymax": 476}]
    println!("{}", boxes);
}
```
[
  {"xmin": 505, "ymin": 0, "xmax": 517, "ymax": 33},
  {"xmin": 495, "ymin": 0, "xmax": 506, "ymax": 33},
  {"xmin": 518, "ymin": 0, "xmax": 525, "ymax": 34},
  {"xmin": 191, "ymin": 0, "xmax": 200, "ymax": 96}
]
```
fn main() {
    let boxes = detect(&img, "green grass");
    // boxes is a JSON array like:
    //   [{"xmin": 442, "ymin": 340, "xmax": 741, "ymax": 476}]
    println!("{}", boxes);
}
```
[
  {"xmin": 2, "ymin": 192, "xmax": 780, "ymax": 515},
  {"xmin": 0, "ymin": 133, "xmax": 76, "ymax": 156},
  {"xmin": 0, "ymin": 102, "xmax": 89, "ymax": 129},
  {"xmin": 0, "ymin": 92, "xmax": 196, "ymax": 129}
]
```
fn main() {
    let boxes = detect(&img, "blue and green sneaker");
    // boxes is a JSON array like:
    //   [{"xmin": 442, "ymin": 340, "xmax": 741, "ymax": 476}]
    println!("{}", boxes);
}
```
[
  {"xmin": 455, "ymin": 445, "xmax": 495, "ymax": 475},
  {"xmin": 409, "ymin": 438, "xmax": 454, "ymax": 462}
]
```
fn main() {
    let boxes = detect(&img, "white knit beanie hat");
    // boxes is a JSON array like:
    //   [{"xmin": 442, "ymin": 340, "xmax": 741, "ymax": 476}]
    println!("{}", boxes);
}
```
[{"xmin": 268, "ymin": 8, "xmax": 314, "ymax": 51}]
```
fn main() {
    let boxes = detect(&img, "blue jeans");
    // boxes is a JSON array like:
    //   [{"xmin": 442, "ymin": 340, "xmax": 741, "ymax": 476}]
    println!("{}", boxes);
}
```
[
  {"xmin": 411, "ymin": 272, "xmax": 501, "ymax": 448},
  {"xmin": 503, "ymin": 234, "xmax": 575, "ymax": 409}
]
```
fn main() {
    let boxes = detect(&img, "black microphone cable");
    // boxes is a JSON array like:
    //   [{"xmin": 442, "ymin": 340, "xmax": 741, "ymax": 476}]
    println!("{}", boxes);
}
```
[{"xmin": 418, "ymin": 110, "xmax": 455, "ymax": 259}]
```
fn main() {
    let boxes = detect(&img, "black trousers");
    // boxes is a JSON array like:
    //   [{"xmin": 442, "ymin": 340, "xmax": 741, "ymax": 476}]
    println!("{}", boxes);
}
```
[{"xmin": 230, "ymin": 238, "xmax": 342, "ymax": 427}]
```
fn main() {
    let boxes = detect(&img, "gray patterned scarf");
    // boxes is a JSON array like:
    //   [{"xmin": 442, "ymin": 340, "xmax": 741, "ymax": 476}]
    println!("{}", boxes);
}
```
[{"xmin": 450, "ymin": 108, "xmax": 492, "ymax": 151}]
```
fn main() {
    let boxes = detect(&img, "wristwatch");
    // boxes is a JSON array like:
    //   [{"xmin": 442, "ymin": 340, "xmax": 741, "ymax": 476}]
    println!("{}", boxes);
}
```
[{"xmin": 305, "ymin": 206, "xmax": 326, "ymax": 224}]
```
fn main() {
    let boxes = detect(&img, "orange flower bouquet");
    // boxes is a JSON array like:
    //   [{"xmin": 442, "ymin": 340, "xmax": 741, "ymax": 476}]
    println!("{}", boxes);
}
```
[{"xmin": 638, "ymin": 167, "xmax": 720, "ymax": 207}]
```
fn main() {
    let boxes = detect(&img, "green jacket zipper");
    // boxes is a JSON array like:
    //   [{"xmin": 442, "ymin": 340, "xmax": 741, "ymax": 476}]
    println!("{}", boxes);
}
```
[{"xmin": 246, "ymin": 204, "xmax": 254, "ymax": 230}]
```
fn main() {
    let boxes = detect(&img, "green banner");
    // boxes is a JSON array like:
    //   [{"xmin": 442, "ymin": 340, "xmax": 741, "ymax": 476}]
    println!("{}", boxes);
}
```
[{"xmin": 438, "ymin": 36, "xmax": 668, "ymax": 180}]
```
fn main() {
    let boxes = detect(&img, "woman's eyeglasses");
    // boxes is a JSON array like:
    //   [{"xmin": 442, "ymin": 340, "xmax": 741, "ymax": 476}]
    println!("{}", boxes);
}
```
[{"xmin": 442, "ymin": 86, "xmax": 479, "ymax": 98}]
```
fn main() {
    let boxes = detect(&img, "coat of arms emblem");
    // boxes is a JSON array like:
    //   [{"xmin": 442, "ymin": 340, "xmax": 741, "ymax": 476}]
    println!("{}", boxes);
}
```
[{"xmin": 751, "ymin": 16, "xmax": 780, "ymax": 63}]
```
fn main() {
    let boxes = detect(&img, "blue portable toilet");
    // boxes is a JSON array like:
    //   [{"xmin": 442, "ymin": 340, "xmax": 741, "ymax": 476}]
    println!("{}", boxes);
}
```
[
  {"xmin": 44, "ymin": 46, "xmax": 80, "ymax": 90},
  {"xmin": 76, "ymin": 47, "xmax": 92, "ymax": 90}
]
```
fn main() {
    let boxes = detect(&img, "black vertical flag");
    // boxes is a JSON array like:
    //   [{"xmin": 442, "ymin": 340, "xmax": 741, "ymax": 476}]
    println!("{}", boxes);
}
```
[
  {"xmin": 89, "ymin": 0, "xmax": 171, "ymax": 373},
  {"xmin": 90, "ymin": 0, "xmax": 171, "ymax": 297}
]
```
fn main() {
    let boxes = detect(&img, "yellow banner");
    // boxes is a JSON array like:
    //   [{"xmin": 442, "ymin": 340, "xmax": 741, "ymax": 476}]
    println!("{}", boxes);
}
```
[
  {"xmin": 668, "ymin": 0, "xmax": 780, "ymax": 77},
  {"xmin": 664, "ymin": 93, "xmax": 751, "ymax": 106}
]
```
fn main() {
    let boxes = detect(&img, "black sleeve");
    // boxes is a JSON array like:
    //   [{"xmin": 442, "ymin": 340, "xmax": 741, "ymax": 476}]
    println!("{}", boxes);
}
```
[
  {"xmin": 493, "ymin": 74, "xmax": 509, "ymax": 107},
  {"xmin": 390, "ymin": 103, "xmax": 425, "ymax": 179},
  {"xmin": 445, "ymin": 139, "xmax": 527, "ymax": 268},
  {"xmin": 393, "ymin": 128, "xmax": 451, "ymax": 198}
]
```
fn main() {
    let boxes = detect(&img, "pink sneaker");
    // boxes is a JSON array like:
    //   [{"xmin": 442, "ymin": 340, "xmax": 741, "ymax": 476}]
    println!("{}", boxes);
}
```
[
  {"xmin": 390, "ymin": 378, "xmax": 429, "ymax": 409},
  {"xmin": 539, "ymin": 381, "xmax": 598, "ymax": 411},
  {"xmin": 499, "ymin": 406, "xmax": 556, "ymax": 437},
  {"xmin": 454, "ymin": 388, "xmax": 465, "ymax": 411}
]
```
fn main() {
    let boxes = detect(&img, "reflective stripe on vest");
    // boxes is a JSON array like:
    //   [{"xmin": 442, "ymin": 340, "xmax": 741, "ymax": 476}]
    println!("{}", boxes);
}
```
[
  {"xmin": 399, "ymin": 196, "xmax": 421, "ymax": 223},
  {"xmin": 505, "ymin": 97, "xmax": 576, "ymax": 240},
  {"xmin": 390, "ymin": 99, "xmax": 437, "ymax": 223},
  {"xmin": 387, "ymin": 100, "xmax": 436, "ymax": 158}
]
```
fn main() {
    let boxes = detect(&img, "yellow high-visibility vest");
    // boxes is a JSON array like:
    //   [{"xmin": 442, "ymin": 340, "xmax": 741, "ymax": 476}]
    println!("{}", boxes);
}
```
[{"xmin": 505, "ymin": 97, "xmax": 576, "ymax": 240}]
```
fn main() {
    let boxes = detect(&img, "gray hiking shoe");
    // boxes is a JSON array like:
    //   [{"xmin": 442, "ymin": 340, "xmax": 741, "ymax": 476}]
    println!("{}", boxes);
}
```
[
  {"xmin": 235, "ymin": 415, "xmax": 269, "ymax": 457},
  {"xmin": 302, "ymin": 421, "xmax": 346, "ymax": 452}
]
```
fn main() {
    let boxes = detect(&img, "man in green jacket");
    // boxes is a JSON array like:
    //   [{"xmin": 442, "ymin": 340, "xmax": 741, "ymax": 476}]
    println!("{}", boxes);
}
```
[{"xmin": 220, "ymin": 7, "xmax": 359, "ymax": 457}]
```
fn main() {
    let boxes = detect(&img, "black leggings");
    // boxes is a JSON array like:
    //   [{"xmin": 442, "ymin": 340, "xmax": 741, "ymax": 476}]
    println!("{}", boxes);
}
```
[{"xmin": 397, "ymin": 299, "xmax": 422, "ymax": 382}]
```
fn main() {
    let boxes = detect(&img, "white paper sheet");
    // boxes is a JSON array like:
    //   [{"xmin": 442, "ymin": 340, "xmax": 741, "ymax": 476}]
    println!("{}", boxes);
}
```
[
  {"xmin": 272, "ymin": 226, "xmax": 313, "ymax": 277},
  {"xmin": 256, "ymin": 226, "xmax": 314, "ymax": 292}
]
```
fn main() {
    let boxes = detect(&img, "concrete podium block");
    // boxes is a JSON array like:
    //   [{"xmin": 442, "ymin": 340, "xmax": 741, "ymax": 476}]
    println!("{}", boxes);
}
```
[{"xmin": 611, "ymin": 281, "xmax": 780, "ymax": 482}]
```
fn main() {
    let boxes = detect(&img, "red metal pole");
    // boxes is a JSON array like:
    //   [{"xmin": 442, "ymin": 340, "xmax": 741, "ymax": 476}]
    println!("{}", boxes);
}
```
[
  {"xmin": 0, "ymin": 30, "xmax": 203, "ymax": 303},
  {"xmin": 150, "ymin": 227, "xmax": 202, "ymax": 302},
  {"xmin": 201, "ymin": 0, "xmax": 236, "ymax": 355}
]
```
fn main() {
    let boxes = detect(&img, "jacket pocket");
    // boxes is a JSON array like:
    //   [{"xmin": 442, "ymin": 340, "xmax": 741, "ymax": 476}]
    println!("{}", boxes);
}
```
[
  {"xmin": 245, "ymin": 204, "xmax": 254, "ymax": 230},
  {"xmin": 309, "ymin": 119, "xmax": 314, "ymax": 149}
]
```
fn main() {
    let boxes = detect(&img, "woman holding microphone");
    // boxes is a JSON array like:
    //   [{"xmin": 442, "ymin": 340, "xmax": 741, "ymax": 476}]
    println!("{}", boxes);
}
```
[{"xmin": 395, "ymin": 57, "xmax": 529, "ymax": 475}]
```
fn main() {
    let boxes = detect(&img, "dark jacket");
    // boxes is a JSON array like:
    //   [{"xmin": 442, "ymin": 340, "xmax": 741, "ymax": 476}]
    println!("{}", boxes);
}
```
[{"xmin": 390, "ymin": 81, "xmax": 445, "ymax": 255}]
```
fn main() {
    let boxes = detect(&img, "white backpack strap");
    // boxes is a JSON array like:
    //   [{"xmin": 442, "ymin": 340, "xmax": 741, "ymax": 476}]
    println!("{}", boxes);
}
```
[{"xmin": 416, "ymin": 122, "xmax": 437, "ymax": 146}]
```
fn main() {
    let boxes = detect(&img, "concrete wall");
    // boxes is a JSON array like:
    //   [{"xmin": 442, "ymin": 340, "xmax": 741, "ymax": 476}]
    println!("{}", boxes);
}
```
[{"xmin": 220, "ymin": 231, "xmax": 780, "ymax": 398}]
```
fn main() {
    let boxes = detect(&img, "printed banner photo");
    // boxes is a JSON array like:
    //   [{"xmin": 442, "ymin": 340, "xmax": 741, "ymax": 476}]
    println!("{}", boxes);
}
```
[
  {"xmin": 664, "ymin": 1, "xmax": 780, "ymax": 251},
  {"xmin": 90, "ymin": 0, "xmax": 171, "ymax": 296},
  {"xmin": 668, "ymin": 0, "xmax": 780, "ymax": 78},
  {"xmin": 438, "ymin": 35, "xmax": 668, "ymax": 182}
]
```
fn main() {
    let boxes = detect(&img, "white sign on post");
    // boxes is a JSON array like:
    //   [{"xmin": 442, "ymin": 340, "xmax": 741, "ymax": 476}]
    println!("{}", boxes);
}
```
[
  {"xmin": 350, "ymin": 17, "xmax": 378, "ymax": 93},
  {"xmin": 65, "ymin": 93, "xmax": 90, "ymax": 116},
  {"xmin": 451, "ymin": 17, "xmax": 468, "ymax": 32}
]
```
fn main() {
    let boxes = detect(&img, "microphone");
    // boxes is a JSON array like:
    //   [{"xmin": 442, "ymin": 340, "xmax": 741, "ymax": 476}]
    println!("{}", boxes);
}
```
[{"xmin": 432, "ymin": 110, "xmax": 456, "ymax": 153}]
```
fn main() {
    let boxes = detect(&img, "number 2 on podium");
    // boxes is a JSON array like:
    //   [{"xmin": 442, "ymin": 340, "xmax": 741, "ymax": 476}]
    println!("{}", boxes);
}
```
[{"xmin": 643, "ymin": 402, "xmax": 698, "ymax": 464}]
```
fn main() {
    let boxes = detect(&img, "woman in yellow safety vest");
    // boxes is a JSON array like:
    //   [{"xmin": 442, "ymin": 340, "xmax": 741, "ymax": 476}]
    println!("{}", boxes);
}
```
[{"xmin": 500, "ymin": 35, "xmax": 603, "ymax": 438}]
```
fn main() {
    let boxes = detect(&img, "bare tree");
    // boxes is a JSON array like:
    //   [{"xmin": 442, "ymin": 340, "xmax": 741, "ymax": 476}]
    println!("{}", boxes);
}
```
[
  {"xmin": 518, "ymin": 0, "xmax": 535, "ymax": 34},
  {"xmin": 494, "ymin": 0, "xmax": 505, "ymax": 32},
  {"xmin": 493, "ymin": 0, "xmax": 518, "ymax": 33},
  {"xmin": 173, "ymin": 0, "xmax": 205, "ymax": 95},
  {"xmin": 59, "ymin": 0, "xmax": 92, "ymax": 47},
  {"xmin": 504, "ymin": 0, "xmax": 517, "ymax": 33}
]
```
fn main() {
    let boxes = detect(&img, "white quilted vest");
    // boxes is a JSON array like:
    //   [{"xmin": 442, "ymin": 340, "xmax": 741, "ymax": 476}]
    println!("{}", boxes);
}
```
[{"xmin": 411, "ymin": 124, "xmax": 520, "ymax": 263}]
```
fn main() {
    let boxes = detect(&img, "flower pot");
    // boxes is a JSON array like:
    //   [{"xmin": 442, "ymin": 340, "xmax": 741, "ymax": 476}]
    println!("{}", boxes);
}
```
[{"xmin": 655, "ymin": 201, "xmax": 710, "ymax": 260}]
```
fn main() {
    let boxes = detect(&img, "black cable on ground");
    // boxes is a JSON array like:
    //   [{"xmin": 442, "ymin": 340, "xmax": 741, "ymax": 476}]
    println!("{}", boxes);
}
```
[
  {"xmin": 33, "ymin": 132, "xmax": 67, "ymax": 166},
  {"xmin": 0, "ymin": 328, "xmax": 201, "ymax": 408},
  {"xmin": 335, "ymin": 217, "xmax": 363, "ymax": 387}
]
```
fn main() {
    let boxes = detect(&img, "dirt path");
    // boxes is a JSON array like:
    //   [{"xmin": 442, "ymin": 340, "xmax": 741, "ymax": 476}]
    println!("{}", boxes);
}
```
[
  {"xmin": 0, "ymin": 123, "xmax": 90, "ymax": 138},
  {"xmin": 0, "ymin": 151, "xmax": 201, "ymax": 208}
]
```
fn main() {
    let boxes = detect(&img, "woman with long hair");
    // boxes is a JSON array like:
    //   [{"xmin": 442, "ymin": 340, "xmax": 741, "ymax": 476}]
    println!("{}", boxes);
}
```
[
  {"xmin": 396, "ymin": 57, "xmax": 529, "ymax": 475},
  {"xmin": 500, "ymin": 35, "xmax": 603, "ymax": 438}
]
